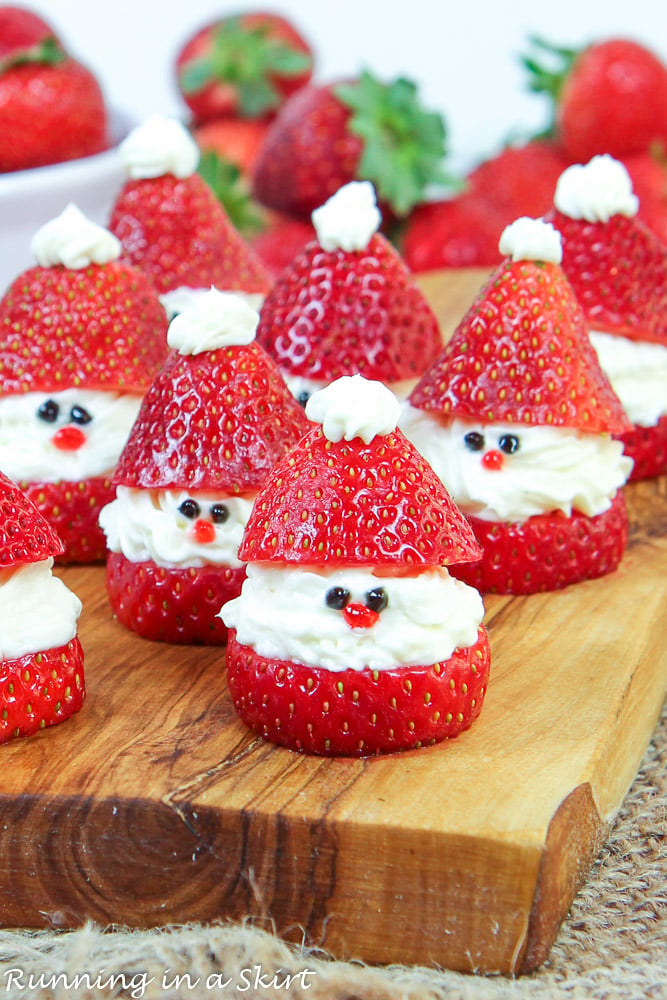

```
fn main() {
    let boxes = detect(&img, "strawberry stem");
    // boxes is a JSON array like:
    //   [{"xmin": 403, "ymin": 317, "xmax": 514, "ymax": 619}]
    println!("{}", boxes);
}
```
[
  {"xmin": 520, "ymin": 35, "xmax": 581, "ymax": 134},
  {"xmin": 0, "ymin": 35, "xmax": 66, "ymax": 74}
]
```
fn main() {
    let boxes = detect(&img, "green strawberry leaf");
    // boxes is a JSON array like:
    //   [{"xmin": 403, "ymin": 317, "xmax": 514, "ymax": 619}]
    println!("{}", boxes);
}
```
[
  {"xmin": 0, "ymin": 35, "xmax": 66, "ymax": 74},
  {"xmin": 197, "ymin": 150, "xmax": 266, "ymax": 237},
  {"xmin": 335, "ymin": 70, "xmax": 451, "ymax": 218},
  {"xmin": 520, "ymin": 36, "xmax": 581, "ymax": 135}
]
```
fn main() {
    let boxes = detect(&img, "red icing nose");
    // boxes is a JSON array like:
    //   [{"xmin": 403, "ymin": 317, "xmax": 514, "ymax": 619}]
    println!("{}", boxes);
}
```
[
  {"xmin": 481, "ymin": 449, "xmax": 504, "ymax": 471},
  {"xmin": 343, "ymin": 603, "xmax": 380, "ymax": 629},
  {"xmin": 192, "ymin": 519, "xmax": 216, "ymax": 544},
  {"xmin": 52, "ymin": 425, "xmax": 86, "ymax": 451}
]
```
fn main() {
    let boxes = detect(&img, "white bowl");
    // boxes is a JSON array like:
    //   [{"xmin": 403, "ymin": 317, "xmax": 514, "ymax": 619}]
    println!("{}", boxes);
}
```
[{"xmin": 0, "ymin": 108, "xmax": 134, "ymax": 294}]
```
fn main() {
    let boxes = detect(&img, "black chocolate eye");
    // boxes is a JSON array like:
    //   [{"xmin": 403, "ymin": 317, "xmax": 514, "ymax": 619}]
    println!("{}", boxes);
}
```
[
  {"xmin": 365, "ymin": 587, "xmax": 388, "ymax": 613},
  {"xmin": 296, "ymin": 390, "xmax": 311, "ymax": 408},
  {"xmin": 210, "ymin": 503, "xmax": 229, "ymax": 524},
  {"xmin": 499, "ymin": 434, "xmax": 520, "ymax": 455},
  {"xmin": 325, "ymin": 586, "xmax": 351, "ymax": 610},
  {"xmin": 70, "ymin": 405, "xmax": 92, "ymax": 425},
  {"xmin": 464, "ymin": 431, "xmax": 485, "ymax": 451},
  {"xmin": 178, "ymin": 499, "xmax": 201, "ymax": 519},
  {"xmin": 37, "ymin": 399, "xmax": 59, "ymax": 423}
]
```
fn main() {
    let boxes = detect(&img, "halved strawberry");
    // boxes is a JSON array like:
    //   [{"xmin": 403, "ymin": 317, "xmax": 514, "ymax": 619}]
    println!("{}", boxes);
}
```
[
  {"xmin": 0, "ymin": 468, "xmax": 62, "ymax": 568},
  {"xmin": 106, "ymin": 554, "xmax": 245, "ymax": 644},
  {"xmin": 0, "ymin": 637, "xmax": 84, "ymax": 743},
  {"xmin": 22, "ymin": 478, "xmax": 113, "ymax": 564},
  {"xmin": 617, "ymin": 416, "xmax": 667, "ymax": 481},
  {"xmin": 226, "ymin": 626, "xmax": 490, "ymax": 756},
  {"xmin": 450, "ymin": 491, "xmax": 628, "ymax": 595}
]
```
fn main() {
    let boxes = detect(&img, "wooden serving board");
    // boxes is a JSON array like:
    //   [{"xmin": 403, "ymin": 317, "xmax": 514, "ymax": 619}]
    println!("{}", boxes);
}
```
[{"xmin": 0, "ymin": 270, "xmax": 665, "ymax": 976}]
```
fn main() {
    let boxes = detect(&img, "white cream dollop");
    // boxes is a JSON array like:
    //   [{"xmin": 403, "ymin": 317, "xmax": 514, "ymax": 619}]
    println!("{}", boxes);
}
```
[
  {"xmin": 31, "ymin": 204, "xmax": 121, "ymax": 270},
  {"xmin": 399, "ymin": 407, "xmax": 632, "ymax": 522},
  {"xmin": 499, "ymin": 217, "xmax": 562, "ymax": 264},
  {"xmin": 554, "ymin": 155, "xmax": 639, "ymax": 223},
  {"xmin": 311, "ymin": 181, "xmax": 381, "ymax": 252},
  {"xmin": 305, "ymin": 374, "xmax": 400, "ymax": 444},
  {"xmin": 0, "ymin": 559, "xmax": 81, "ymax": 660},
  {"xmin": 118, "ymin": 115, "xmax": 200, "ymax": 180},
  {"xmin": 0, "ymin": 389, "xmax": 142, "ymax": 483},
  {"xmin": 99, "ymin": 486, "xmax": 256, "ymax": 569},
  {"xmin": 160, "ymin": 286, "xmax": 265, "ymax": 322},
  {"xmin": 167, "ymin": 288, "xmax": 258, "ymax": 356},
  {"xmin": 590, "ymin": 331, "xmax": 667, "ymax": 426},
  {"xmin": 221, "ymin": 564, "xmax": 484, "ymax": 672}
]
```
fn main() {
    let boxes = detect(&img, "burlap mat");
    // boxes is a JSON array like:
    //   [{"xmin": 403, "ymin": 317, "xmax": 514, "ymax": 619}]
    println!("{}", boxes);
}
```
[{"xmin": 0, "ymin": 703, "xmax": 664, "ymax": 1000}]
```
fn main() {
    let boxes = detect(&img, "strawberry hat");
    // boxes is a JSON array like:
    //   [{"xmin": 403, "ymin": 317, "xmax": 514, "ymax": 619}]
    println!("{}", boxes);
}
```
[
  {"xmin": 0, "ymin": 469, "xmax": 63, "ymax": 568},
  {"xmin": 239, "ymin": 373, "xmax": 481, "ymax": 568},
  {"xmin": 0, "ymin": 204, "xmax": 169, "ymax": 395},
  {"xmin": 113, "ymin": 288, "xmax": 310, "ymax": 494},
  {"xmin": 255, "ymin": 181, "xmax": 443, "ymax": 385},
  {"xmin": 409, "ymin": 217, "xmax": 631, "ymax": 436},
  {"xmin": 547, "ymin": 155, "xmax": 667, "ymax": 347},
  {"xmin": 108, "ymin": 116, "xmax": 272, "ymax": 298}
]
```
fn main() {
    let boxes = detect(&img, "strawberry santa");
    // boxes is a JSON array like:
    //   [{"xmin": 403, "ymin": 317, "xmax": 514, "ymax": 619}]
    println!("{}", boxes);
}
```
[
  {"xmin": 400, "ymin": 217, "xmax": 633, "ymax": 595},
  {"xmin": 0, "ymin": 204, "xmax": 169, "ymax": 563},
  {"xmin": 255, "ymin": 180, "xmax": 443, "ymax": 406},
  {"xmin": 221, "ymin": 374, "xmax": 490, "ymax": 757},
  {"xmin": 546, "ymin": 154, "xmax": 667, "ymax": 480},
  {"xmin": 107, "ymin": 115, "xmax": 271, "ymax": 317},
  {"xmin": 99, "ymin": 288, "xmax": 309, "ymax": 644},
  {"xmin": 0, "ymin": 469, "xmax": 84, "ymax": 743}
]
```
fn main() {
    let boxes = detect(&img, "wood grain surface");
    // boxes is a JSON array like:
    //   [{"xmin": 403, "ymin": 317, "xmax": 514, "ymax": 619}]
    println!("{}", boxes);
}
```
[{"xmin": 0, "ymin": 268, "xmax": 665, "ymax": 975}]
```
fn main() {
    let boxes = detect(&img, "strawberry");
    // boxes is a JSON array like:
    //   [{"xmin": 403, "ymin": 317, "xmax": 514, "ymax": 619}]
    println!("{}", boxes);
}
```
[
  {"xmin": 255, "ymin": 182, "xmax": 443, "ymax": 395},
  {"xmin": 617, "ymin": 416, "xmax": 667, "ymax": 481},
  {"xmin": 101, "ymin": 290, "xmax": 310, "ymax": 644},
  {"xmin": 0, "ymin": 8, "xmax": 108, "ymax": 172},
  {"xmin": 623, "ymin": 151, "xmax": 667, "ymax": 245},
  {"xmin": 465, "ymin": 140, "xmax": 572, "ymax": 222},
  {"xmin": 226, "ymin": 628, "xmax": 490, "ymax": 756},
  {"xmin": 522, "ymin": 36, "xmax": 667, "ymax": 162},
  {"xmin": 175, "ymin": 12, "xmax": 314, "ymax": 123},
  {"xmin": 195, "ymin": 150, "xmax": 266, "ymax": 240},
  {"xmin": 22, "ymin": 478, "xmax": 114, "ymax": 564},
  {"xmin": 400, "ymin": 193, "xmax": 504, "ymax": 272},
  {"xmin": 193, "ymin": 117, "xmax": 270, "ymax": 176},
  {"xmin": 249, "ymin": 210, "xmax": 316, "ymax": 277},
  {"xmin": 403, "ymin": 218, "xmax": 632, "ymax": 594},
  {"xmin": 222, "ymin": 375, "xmax": 489, "ymax": 756},
  {"xmin": 0, "ymin": 468, "xmax": 84, "ymax": 743},
  {"xmin": 108, "ymin": 117, "xmax": 272, "ymax": 296},
  {"xmin": 252, "ymin": 71, "xmax": 449, "ymax": 220}
]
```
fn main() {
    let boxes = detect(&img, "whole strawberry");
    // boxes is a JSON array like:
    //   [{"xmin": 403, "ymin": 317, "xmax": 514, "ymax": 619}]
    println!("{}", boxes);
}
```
[
  {"xmin": 175, "ymin": 11, "xmax": 314, "ymax": 123},
  {"xmin": 108, "ymin": 116, "xmax": 272, "ymax": 298},
  {"xmin": 523, "ymin": 35, "xmax": 667, "ymax": 162},
  {"xmin": 0, "ymin": 5, "xmax": 108, "ymax": 172},
  {"xmin": 0, "ymin": 469, "xmax": 84, "ymax": 743},
  {"xmin": 252, "ymin": 70, "xmax": 449, "ymax": 220},
  {"xmin": 222, "ymin": 374, "xmax": 489, "ymax": 757},
  {"xmin": 400, "ymin": 192, "xmax": 505, "ymax": 272}
]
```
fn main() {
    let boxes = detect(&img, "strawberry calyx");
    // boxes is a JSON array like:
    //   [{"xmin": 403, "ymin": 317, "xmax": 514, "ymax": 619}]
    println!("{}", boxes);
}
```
[
  {"xmin": 0, "ymin": 34, "xmax": 66, "ymax": 75},
  {"xmin": 197, "ymin": 149, "xmax": 266, "ymax": 237},
  {"xmin": 180, "ymin": 16, "xmax": 312, "ymax": 118},
  {"xmin": 520, "ymin": 35, "xmax": 581, "ymax": 135},
  {"xmin": 335, "ymin": 70, "xmax": 451, "ymax": 217}
]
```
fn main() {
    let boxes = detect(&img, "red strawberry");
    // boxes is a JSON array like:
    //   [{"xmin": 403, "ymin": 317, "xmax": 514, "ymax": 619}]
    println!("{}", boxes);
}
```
[
  {"xmin": 466, "ymin": 140, "xmax": 572, "ymax": 222},
  {"xmin": 255, "ymin": 183, "xmax": 443, "ymax": 389},
  {"xmin": 0, "ymin": 637, "xmax": 84, "ymax": 743},
  {"xmin": 249, "ymin": 210, "xmax": 316, "ymax": 277},
  {"xmin": 622, "ymin": 151, "xmax": 667, "ymax": 245},
  {"xmin": 616, "ymin": 416, "xmax": 667, "ymax": 481},
  {"xmin": 193, "ymin": 117, "xmax": 270, "ymax": 176},
  {"xmin": 175, "ymin": 12, "xmax": 314, "ymax": 123},
  {"xmin": 226, "ymin": 628, "xmax": 490, "ymax": 756},
  {"xmin": 451, "ymin": 491, "xmax": 628, "ymax": 594},
  {"xmin": 252, "ymin": 71, "xmax": 449, "ymax": 220},
  {"xmin": 522, "ymin": 36, "xmax": 667, "ymax": 162},
  {"xmin": 0, "ymin": 9, "xmax": 108, "ymax": 172},
  {"xmin": 400, "ymin": 193, "xmax": 504, "ymax": 272},
  {"xmin": 22, "ymin": 478, "xmax": 114, "ymax": 564},
  {"xmin": 0, "ymin": 468, "xmax": 62, "ymax": 567}
]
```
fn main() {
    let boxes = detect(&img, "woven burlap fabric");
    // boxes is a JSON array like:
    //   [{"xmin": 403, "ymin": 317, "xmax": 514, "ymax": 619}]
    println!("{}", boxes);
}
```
[{"xmin": 0, "ymin": 703, "xmax": 664, "ymax": 1000}]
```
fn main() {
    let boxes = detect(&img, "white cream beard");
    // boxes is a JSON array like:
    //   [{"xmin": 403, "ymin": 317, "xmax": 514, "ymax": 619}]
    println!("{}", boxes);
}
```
[
  {"xmin": 400, "ymin": 407, "xmax": 632, "ymax": 522},
  {"xmin": 284, "ymin": 373, "xmax": 415, "ymax": 408},
  {"xmin": 221, "ymin": 564, "xmax": 484, "ymax": 671},
  {"xmin": 99, "ymin": 486, "xmax": 256, "ymax": 568},
  {"xmin": 590, "ymin": 331, "xmax": 667, "ymax": 427},
  {"xmin": 0, "ymin": 389, "xmax": 142, "ymax": 482},
  {"xmin": 0, "ymin": 559, "xmax": 81, "ymax": 659}
]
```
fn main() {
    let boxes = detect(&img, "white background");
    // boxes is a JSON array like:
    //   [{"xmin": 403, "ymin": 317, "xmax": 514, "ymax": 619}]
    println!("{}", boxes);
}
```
[{"xmin": 24, "ymin": 0, "xmax": 667, "ymax": 171}]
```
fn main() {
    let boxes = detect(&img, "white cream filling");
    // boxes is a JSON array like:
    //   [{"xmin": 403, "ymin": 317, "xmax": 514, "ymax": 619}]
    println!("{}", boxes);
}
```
[
  {"xmin": 284, "ymin": 373, "xmax": 415, "ymax": 410},
  {"xmin": 590, "ymin": 331, "xmax": 667, "ymax": 427},
  {"xmin": 0, "ymin": 559, "xmax": 81, "ymax": 660},
  {"xmin": 0, "ymin": 389, "xmax": 142, "ymax": 482},
  {"xmin": 161, "ymin": 286, "xmax": 265, "ymax": 321},
  {"xmin": 99, "ymin": 486, "xmax": 256, "ymax": 568},
  {"xmin": 221, "ymin": 564, "xmax": 484, "ymax": 672},
  {"xmin": 31, "ymin": 203, "xmax": 121, "ymax": 269},
  {"xmin": 399, "ymin": 408, "xmax": 632, "ymax": 522},
  {"xmin": 554, "ymin": 155, "xmax": 639, "ymax": 222}
]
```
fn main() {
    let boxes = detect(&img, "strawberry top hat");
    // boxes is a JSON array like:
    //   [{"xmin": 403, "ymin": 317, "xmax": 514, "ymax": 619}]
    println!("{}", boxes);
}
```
[
  {"xmin": 401, "ymin": 217, "xmax": 633, "ymax": 594},
  {"xmin": 222, "ymin": 373, "xmax": 490, "ymax": 756},
  {"xmin": 0, "ymin": 469, "xmax": 84, "ymax": 743},
  {"xmin": 100, "ymin": 288, "xmax": 310, "ymax": 644},
  {"xmin": 547, "ymin": 154, "xmax": 667, "ymax": 480},
  {"xmin": 255, "ymin": 181, "xmax": 443, "ymax": 405},
  {"xmin": 108, "ymin": 115, "xmax": 272, "ymax": 308},
  {"xmin": 0, "ymin": 203, "xmax": 169, "ymax": 562}
]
